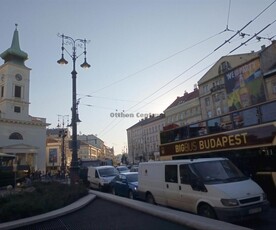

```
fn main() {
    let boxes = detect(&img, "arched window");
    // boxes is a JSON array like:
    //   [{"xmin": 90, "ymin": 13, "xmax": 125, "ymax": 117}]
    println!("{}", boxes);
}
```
[{"xmin": 9, "ymin": 132, "xmax": 23, "ymax": 140}]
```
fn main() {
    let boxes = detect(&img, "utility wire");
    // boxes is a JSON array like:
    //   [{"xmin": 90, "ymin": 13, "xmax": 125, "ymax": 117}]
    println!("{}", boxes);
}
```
[
  {"xmin": 214, "ymin": 0, "xmax": 276, "ymax": 52},
  {"xmin": 230, "ymin": 19, "xmax": 276, "ymax": 53},
  {"xmin": 98, "ymin": 1, "xmax": 276, "ymax": 138},
  {"xmin": 133, "ymin": 63, "xmax": 215, "ymax": 114},
  {"xmin": 225, "ymin": 0, "xmax": 234, "ymax": 32},
  {"xmin": 89, "ymin": 31, "xmax": 225, "ymax": 95}
]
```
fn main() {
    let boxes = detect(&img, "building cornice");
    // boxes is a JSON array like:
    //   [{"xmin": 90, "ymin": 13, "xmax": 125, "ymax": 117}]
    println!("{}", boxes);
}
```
[{"xmin": 0, "ymin": 117, "xmax": 50, "ymax": 127}]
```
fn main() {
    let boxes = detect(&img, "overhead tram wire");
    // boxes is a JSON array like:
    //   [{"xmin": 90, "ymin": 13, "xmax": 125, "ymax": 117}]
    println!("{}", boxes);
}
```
[
  {"xmin": 214, "ymin": 0, "xmax": 276, "ymax": 52},
  {"xmin": 77, "ymin": 93, "xmax": 148, "ymax": 103},
  {"xmin": 97, "ymin": 49, "xmax": 219, "ymax": 137},
  {"xmin": 100, "ymin": 0, "xmax": 276, "ymax": 116},
  {"xmin": 92, "ymin": 1, "xmax": 234, "ymax": 137},
  {"xmin": 89, "ymin": 30, "xmax": 226, "ymax": 95},
  {"xmin": 230, "ymin": 19, "xmax": 276, "ymax": 54},
  {"xmin": 98, "ymin": 1, "xmax": 276, "ymax": 138},
  {"xmin": 96, "ymin": 31, "xmax": 229, "ymax": 136},
  {"xmin": 133, "ymin": 63, "xmax": 215, "ymax": 114}
]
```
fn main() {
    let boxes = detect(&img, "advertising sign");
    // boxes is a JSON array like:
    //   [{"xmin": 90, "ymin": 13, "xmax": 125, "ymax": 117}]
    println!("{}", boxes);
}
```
[{"xmin": 224, "ymin": 59, "xmax": 266, "ymax": 111}]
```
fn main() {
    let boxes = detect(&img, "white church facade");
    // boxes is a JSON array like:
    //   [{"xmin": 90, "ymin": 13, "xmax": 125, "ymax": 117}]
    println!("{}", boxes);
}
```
[{"xmin": 0, "ymin": 26, "xmax": 48, "ymax": 173}]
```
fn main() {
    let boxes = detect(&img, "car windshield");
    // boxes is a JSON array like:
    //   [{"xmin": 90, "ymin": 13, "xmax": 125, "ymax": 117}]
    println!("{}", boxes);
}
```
[
  {"xmin": 118, "ymin": 166, "xmax": 129, "ymax": 172},
  {"xmin": 191, "ymin": 160, "xmax": 248, "ymax": 184},
  {"xmin": 126, "ymin": 173, "xmax": 138, "ymax": 182},
  {"xmin": 98, "ymin": 168, "xmax": 118, "ymax": 177}
]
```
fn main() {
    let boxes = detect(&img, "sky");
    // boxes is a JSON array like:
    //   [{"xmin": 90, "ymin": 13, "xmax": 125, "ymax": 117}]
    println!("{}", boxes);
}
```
[{"xmin": 1, "ymin": 0, "xmax": 276, "ymax": 155}]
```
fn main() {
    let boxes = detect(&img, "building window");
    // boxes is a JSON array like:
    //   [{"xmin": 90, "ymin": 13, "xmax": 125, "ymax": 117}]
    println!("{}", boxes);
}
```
[
  {"xmin": 216, "ymin": 107, "xmax": 222, "ymax": 116},
  {"xmin": 14, "ymin": 85, "xmax": 22, "ymax": 98},
  {"xmin": 205, "ymin": 97, "xmax": 210, "ymax": 106},
  {"xmin": 14, "ymin": 106, "xmax": 21, "ymax": 113},
  {"xmin": 9, "ymin": 132, "xmax": 23, "ymax": 140},
  {"xmin": 218, "ymin": 61, "xmax": 231, "ymax": 74},
  {"xmin": 213, "ymin": 93, "xmax": 220, "ymax": 102},
  {"xmin": 272, "ymin": 82, "xmax": 276, "ymax": 94},
  {"xmin": 1, "ymin": 86, "xmax": 4, "ymax": 97},
  {"xmin": 203, "ymin": 85, "xmax": 209, "ymax": 93}
]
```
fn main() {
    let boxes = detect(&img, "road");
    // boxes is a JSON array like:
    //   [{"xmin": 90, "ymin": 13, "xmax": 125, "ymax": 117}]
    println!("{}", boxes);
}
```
[
  {"xmin": 237, "ymin": 206, "xmax": 276, "ymax": 230},
  {"xmin": 15, "ymin": 197, "xmax": 276, "ymax": 230},
  {"xmin": 16, "ymin": 198, "xmax": 192, "ymax": 230}
]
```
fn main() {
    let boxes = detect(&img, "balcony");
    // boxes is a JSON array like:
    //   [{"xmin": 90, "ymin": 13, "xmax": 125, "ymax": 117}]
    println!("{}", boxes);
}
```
[{"xmin": 210, "ymin": 84, "xmax": 225, "ymax": 93}]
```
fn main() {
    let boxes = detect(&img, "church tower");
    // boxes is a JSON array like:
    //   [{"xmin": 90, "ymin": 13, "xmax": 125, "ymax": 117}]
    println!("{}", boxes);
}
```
[
  {"xmin": 0, "ymin": 24, "xmax": 30, "ymax": 120},
  {"xmin": 0, "ymin": 25, "xmax": 48, "ymax": 173}
]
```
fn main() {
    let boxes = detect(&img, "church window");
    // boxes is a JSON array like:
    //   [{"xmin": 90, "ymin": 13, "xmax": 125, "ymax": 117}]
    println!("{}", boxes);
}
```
[
  {"xmin": 9, "ymin": 132, "xmax": 23, "ymax": 140},
  {"xmin": 14, "ymin": 106, "xmax": 21, "ymax": 113},
  {"xmin": 14, "ymin": 85, "xmax": 22, "ymax": 98}
]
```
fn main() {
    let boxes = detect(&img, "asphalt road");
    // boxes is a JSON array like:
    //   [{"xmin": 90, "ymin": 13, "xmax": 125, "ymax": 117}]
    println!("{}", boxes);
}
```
[
  {"xmin": 16, "ymin": 198, "xmax": 193, "ymax": 230},
  {"xmin": 237, "ymin": 206, "xmax": 276, "ymax": 230}
]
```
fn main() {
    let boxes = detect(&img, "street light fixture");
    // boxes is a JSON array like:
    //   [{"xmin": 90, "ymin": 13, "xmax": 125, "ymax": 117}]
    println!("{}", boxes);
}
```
[{"xmin": 57, "ymin": 33, "xmax": 91, "ymax": 184}]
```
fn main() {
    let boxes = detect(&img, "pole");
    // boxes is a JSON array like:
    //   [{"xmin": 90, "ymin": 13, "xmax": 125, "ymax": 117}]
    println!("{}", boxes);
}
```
[
  {"xmin": 57, "ymin": 34, "xmax": 90, "ymax": 184},
  {"xmin": 70, "ymin": 48, "xmax": 79, "ymax": 184}
]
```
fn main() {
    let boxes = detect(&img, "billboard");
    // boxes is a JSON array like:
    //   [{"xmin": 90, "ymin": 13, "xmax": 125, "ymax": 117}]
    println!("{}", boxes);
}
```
[
  {"xmin": 224, "ymin": 59, "xmax": 266, "ymax": 111},
  {"xmin": 49, "ymin": 148, "xmax": 58, "ymax": 163}
]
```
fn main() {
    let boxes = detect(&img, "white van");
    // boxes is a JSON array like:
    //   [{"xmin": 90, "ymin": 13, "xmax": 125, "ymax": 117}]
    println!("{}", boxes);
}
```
[
  {"xmin": 138, "ymin": 158, "xmax": 269, "ymax": 222},
  {"xmin": 87, "ymin": 165, "xmax": 118, "ymax": 191}
]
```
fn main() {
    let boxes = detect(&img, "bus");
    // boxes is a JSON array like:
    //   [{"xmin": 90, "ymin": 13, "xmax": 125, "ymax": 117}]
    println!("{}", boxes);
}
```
[{"xmin": 160, "ymin": 99, "xmax": 276, "ymax": 204}]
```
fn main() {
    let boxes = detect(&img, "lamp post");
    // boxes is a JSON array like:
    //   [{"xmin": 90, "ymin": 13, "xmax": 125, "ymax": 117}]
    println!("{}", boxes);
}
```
[
  {"xmin": 57, "ymin": 34, "xmax": 90, "ymax": 184},
  {"xmin": 57, "ymin": 114, "xmax": 69, "ymax": 179}
]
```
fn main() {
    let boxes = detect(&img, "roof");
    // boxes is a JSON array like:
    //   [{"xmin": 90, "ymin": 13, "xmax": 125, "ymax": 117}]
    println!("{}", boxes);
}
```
[
  {"xmin": 198, "ymin": 53, "xmax": 258, "ymax": 85},
  {"xmin": 165, "ymin": 88, "xmax": 199, "ymax": 111},
  {"xmin": 0, "ymin": 25, "xmax": 28, "ymax": 65}
]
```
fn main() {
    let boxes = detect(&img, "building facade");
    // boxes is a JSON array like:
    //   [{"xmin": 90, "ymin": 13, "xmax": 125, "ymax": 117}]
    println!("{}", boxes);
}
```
[
  {"xmin": 127, "ymin": 114, "xmax": 165, "ymax": 163},
  {"xmin": 0, "ymin": 26, "xmax": 48, "ymax": 173},
  {"xmin": 198, "ymin": 52, "xmax": 259, "ymax": 120},
  {"xmin": 164, "ymin": 87, "xmax": 201, "ymax": 127},
  {"xmin": 127, "ymin": 41, "xmax": 276, "ymax": 165}
]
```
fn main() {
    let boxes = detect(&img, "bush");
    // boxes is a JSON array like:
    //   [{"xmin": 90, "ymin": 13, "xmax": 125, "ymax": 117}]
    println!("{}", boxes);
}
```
[{"xmin": 0, "ymin": 181, "xmax": 88, "ymax": 223}]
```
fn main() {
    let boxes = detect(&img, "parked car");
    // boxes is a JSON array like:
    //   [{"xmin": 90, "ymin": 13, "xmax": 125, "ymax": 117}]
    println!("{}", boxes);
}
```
[
  {"xmin": 116, "ymin": 165, "xmax": 130, "ymax": 173},
  {"xmin": 130, "ymin": 165, "xmax": 139, "ymax": 172},
  {"xmin": 87, "ymin": 165, "xmax": 118, "ymax": 191},
  {"xmin": 110, "ymin": 172, "xmax": 138, "ymax": 199}
]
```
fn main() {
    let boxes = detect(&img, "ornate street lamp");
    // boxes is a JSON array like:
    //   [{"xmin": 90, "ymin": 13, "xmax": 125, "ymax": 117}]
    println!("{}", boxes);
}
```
[
  {"xmin": 57, "ymin": 34, "xmax": 90, "ymax": 184},
  {"xmin": 57, "ymin": 114, "xmax": 69, "ymax": 179}
]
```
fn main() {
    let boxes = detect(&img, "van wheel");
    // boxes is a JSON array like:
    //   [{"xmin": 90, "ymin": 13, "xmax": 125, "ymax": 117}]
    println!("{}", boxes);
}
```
[
  {"xmin": 146, "ymin": 193, "xmax": 155, "ymax": 204},
  {"xmin": 128, "ymin": 190, "xmax": 134, "ymax": 199},
  {"xmin": 198, "ymin": 204, "xmax": 217, "ymax": 219}
]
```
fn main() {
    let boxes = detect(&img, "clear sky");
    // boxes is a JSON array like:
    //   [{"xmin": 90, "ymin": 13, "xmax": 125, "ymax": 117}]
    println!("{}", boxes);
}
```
[{"xmin": 1, "ymin": 0, "xmax": 276, "ymax": 155}]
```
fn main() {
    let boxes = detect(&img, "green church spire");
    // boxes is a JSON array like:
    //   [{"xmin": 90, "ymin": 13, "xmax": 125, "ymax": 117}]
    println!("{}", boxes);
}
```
[{"xmin": 0, "ymin": 24, "xmax": 28, "ymax": 66}]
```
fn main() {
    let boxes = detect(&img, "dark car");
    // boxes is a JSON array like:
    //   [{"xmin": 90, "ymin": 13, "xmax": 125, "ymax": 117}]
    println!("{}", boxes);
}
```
[{"xmin": 110, "ymin": 172, "xmax": 138, "ymax": 199}]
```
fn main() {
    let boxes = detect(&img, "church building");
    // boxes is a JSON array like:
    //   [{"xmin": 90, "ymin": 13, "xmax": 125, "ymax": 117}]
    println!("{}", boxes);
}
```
[{"xmin": 0, "ymin": 25, "xmax": 48, "ymax": 173}]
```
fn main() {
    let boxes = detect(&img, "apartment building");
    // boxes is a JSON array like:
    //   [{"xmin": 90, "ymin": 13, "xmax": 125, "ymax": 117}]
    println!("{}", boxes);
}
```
[{"xmin": 127, "ymin": 114, "xmax": 165, "ymax": 164}]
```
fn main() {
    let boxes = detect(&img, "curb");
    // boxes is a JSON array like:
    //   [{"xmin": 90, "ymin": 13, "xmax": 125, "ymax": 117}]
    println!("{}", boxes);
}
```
[
  {"xmin": 0, "ymin": 194, "xmax": 96, "ymax": 230},
  {"xmin": 90, "ymin": 190, "xmax": 253, "ymax": 230}
]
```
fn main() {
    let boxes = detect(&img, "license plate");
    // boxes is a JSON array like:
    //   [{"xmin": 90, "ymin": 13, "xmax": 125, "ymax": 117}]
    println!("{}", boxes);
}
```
[{"xmin": 249, "ymin": 207, "xmax": 262, "ymax": 214}]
